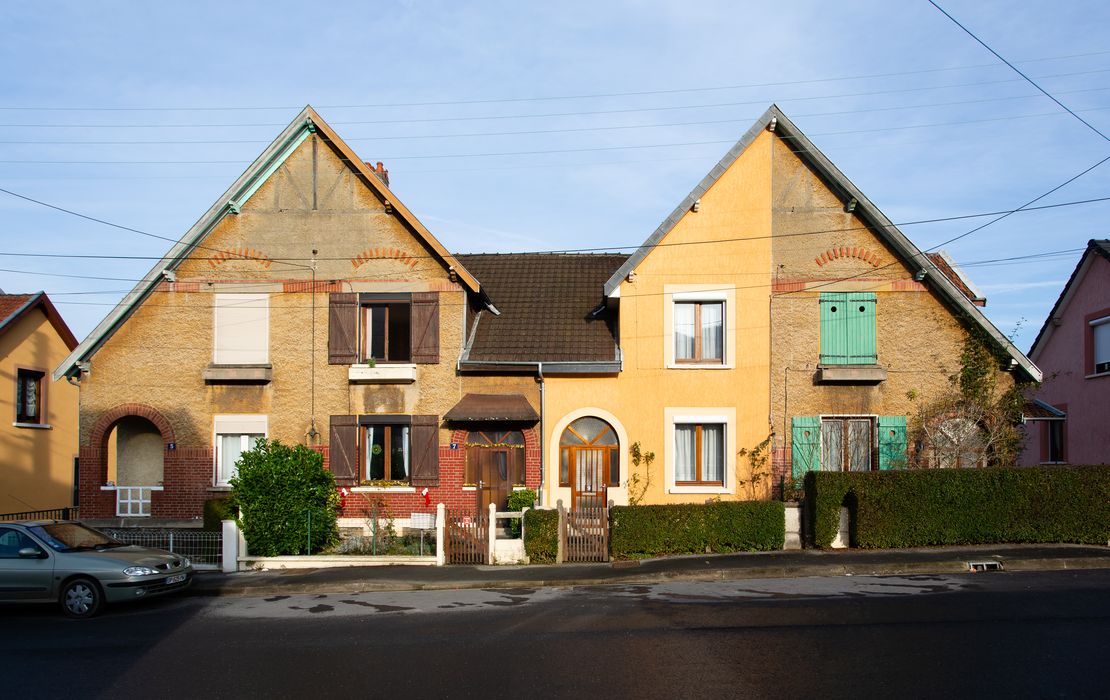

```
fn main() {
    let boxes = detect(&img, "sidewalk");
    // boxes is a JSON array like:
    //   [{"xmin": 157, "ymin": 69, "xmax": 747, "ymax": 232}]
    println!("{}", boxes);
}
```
[{"xmin": 188, "ymin": 543, "xmax": 1110, "ymax": 597}]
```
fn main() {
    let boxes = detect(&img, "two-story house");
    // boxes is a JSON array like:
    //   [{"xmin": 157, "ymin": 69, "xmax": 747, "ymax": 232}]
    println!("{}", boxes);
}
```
[{"xmin": 53, "ymin": 107, "xmax": 542, "ymax": 527}]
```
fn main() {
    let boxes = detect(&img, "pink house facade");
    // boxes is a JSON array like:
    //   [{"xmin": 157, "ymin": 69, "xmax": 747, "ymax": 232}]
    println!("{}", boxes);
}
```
[{"xmin": 1021, "ymin": 240, "xmax": 1110, "ymax": 465}]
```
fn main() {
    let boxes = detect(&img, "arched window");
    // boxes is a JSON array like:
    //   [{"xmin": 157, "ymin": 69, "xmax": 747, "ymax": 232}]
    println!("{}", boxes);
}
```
[{"xmin": 559, "ymin": 417, "xmax": 619, "ymax": 509}]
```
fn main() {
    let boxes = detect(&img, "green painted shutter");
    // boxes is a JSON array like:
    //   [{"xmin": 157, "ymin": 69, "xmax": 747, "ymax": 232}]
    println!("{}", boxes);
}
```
[
  {"xmin": 877, "ymin": 415, "xmax": 907, "ymax": 470},
  {"xmin": 846, "ymin": 292, "xmax": 877, "ymax": 364},
  {"xmin": 791, "ymin": 416, "xmax": 821, "ymax": 479},
  {"xmin": 819, "ymin": 293, "xmax": 848, "ymax": 364}
]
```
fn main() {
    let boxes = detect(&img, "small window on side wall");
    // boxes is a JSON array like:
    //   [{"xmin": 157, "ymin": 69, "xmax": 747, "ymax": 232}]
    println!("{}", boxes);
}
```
[
  {"xmin": 1091, "ymin": 316, "xmax": 1110, "ymax": 374},
  {"xmin": 16, "ymin": 369, "xmax": 45, "ymax": 424}
]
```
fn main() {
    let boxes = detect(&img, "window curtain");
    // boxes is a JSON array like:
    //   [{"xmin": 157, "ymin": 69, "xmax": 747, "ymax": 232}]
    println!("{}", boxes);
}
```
[
  {"xmin": 218, "ymin": 434, "xmax": 261, "ymax": 484},
  {"xmin": 701, "ymin": 303, "xmax": 723, "ymax": 360},
  {"xmin": 701, "ymin": 424, "xmax": 724, "ymax": 482},
  {"xmin": 675, "ymin": 425, "xmax": 696, "ymax": 481},
  {"xmin": 848, "ymin": 419, "xmax": 871, "ymax": 471},
  {"xmin": 364, "ymin": 425, "xmax": 376, "ymax": 480},
  {"xmin": 674, "ymin": 304, "xmax": 695, "ymax": 360},
  {"xmin": 821, "ymin": 421, "xmax": 843, "ymax": 472},
  {"xmin": 397, "ymin": 425, "xmax": 410, "ymax": 479}
]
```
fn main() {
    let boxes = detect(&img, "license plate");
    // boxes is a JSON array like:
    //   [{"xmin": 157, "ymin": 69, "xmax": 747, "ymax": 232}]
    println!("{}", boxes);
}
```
[{"xmin": 166, "ymin": 573, "xmax": 187, "ymax": 585}]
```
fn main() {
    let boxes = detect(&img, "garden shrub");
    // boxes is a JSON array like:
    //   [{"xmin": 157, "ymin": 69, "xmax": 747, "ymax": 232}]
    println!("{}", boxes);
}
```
[
  {"xmin": 506, "ymin": 489, "xmax": 537, "ymax": 537},
  {"xmin": 229, "ymin": 439, "xmax": 339, "ymax": 556},
  {"xmin": 806, "ymin": 466, "xmax": 1110, "ymax": 549},
  {"xmin": 203, "ymin": 497, "xmax": 237, "ymax": 531},
  {"xmin": 609, "ymin": 501, "xmax": 785, "ymax": 559},
  {"xmin": 523, "ymin": 508, "xmax": 558, "ymax": 563}
]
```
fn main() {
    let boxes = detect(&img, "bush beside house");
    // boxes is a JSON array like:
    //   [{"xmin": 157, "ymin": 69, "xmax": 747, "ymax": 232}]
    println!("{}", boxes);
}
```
[
  {"xmin": 230, "ymin": 440, "xmax": 340, "ymax": 556},
  {"xmin": 523, "ymin": 508, "xmax": 558, "ymax": 563},
  {"xmin": 806, "ymin": 466, "xmax": 1110, "ymax": 549},
  {"xmin": 610, "ymin": 502, "xmax": 785, "ymax": 559}
]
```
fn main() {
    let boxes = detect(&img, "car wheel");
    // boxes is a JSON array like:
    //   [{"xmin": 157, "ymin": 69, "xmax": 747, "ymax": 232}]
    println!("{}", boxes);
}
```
[{"xmin": 60, "ymin": 577, "xmax": 103, "ymax": 619}]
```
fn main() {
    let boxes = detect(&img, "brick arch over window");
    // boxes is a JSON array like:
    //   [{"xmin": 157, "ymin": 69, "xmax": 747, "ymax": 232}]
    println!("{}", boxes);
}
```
[{"xmin": 89, "ymin": 403, "xmax": 176, "ymax": 451}]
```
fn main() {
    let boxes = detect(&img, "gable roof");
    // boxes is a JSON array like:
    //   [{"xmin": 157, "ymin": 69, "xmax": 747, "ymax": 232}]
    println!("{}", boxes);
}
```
[
  {"xmin": 456, "ymin": 253, "xmax": 626, "ymax": 369},
  {"xmin": 0, "ymin": 292, "xmax": 78, "ymax": 351},
  {"xmin": 1028, "ymin": 239, "xmax": 1110, "ymax": 361},
  {"xmin": 605, "ymin": 104, "xmax": 1041, "ymax": 382},
  {"xmin": 54, "ymin": 106, "xmax": 480, "ymax": 381}
]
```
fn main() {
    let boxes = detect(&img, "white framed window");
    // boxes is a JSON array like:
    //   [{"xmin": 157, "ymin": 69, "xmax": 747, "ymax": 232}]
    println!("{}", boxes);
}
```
[
  {"xmin": 664, "ymin": 286, "xmax": 735, "ymax": 369},
  {"xmin": 214, "ymin": 415, "xmax": 268, "ymax": 486},
  {"xmin": 665, "ymin": 408, "xmax": 735, "ymax": 494},
  {"xmin": 1091, "ymin": 316, "xmax": 1110, "ymax": 375},
  {"xmin": 214, "ymin": 294, "xmax": 269, "ymax": 365}
]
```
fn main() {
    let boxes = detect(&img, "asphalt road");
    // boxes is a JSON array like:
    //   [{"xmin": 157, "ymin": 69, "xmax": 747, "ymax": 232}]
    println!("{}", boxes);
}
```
[{"xmin": 4, "ymin": 569, "xmax": 1109, "ymax": 699}]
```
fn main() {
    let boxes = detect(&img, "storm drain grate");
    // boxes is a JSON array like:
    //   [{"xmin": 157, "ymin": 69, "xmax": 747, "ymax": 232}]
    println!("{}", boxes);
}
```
[{"xmin": 967, "ymin": 560, "xmax": 1004, "ymax": 572}]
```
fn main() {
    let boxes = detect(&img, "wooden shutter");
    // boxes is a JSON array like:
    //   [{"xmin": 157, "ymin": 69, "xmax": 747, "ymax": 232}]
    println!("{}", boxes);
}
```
[
  {"xmin": 328, "ymin": 293, "xmax": 358, "ymax": 365},
  {"xmin": 877, "ymin": 415, "xmax": 907, "ymax": 470},
  {"xmin": 819, "ymin": 293, "xmax": 848, "ymax": 365},
  {"xmin": 846, "ymin": 292, "xmax": 877, "ymax": 364},
  {"xmin": 410, "ymin": 292, "xmax": 440, "ymax": 364},
  {"xmin": 329, "ymin": 415, "xmax": 359, "ymax": 484},
  {"xmin": 410, "ymin": 415, "xmax": 440, "ymax": 486},
  {"xmin": 791, "ymin": 416, "xmax": 821, "ymax": 479}
]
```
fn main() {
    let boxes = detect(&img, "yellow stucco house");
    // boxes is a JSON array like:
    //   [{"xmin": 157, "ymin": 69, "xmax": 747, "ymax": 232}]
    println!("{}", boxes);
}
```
[{"xmin": 0, "ymin": 292, "xmax": 78, "ymax": 514}]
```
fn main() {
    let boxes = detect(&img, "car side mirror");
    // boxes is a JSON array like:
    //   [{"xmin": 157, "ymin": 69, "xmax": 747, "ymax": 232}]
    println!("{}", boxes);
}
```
[{"xmin": 18, "ymin": 547, "xmax": 46, "ymax": 559}]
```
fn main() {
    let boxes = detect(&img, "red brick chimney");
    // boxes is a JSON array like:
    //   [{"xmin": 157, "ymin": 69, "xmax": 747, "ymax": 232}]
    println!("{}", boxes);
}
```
[{"xmin": 365, "ymin": 161, "xmax": 389, "ymax": 187}]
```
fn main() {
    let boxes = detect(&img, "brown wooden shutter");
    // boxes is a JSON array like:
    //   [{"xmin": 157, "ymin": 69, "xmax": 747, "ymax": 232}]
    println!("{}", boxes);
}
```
[
  {"xmin": 328, "ymin": 293, "xmax": 358, "ymax": 365},
  {"xmin": 410, "ymin": 292, "xmax": 440, "ymax": 364},
  {"xmin": 410, "ymin": 415, "xmax": 440, "ymax": 487},
  {"xmin": 329, "ymin": 415, "xmax": 359, "ymax": 484}
]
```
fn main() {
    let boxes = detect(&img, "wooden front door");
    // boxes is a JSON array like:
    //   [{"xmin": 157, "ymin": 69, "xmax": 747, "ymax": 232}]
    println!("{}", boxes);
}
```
[
  {"xmin": 571, "ymin": 447, "xmax": 608, "ymax": 510},
  {"xmin": 465, "ymin": 430, "xmax": 526, "ymax": 512}
]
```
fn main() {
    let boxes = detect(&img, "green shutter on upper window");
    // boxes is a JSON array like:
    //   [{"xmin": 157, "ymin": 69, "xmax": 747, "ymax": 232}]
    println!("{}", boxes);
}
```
[
  {"xmin": 877, "ymin": 415, "xmax": 907, "ymax": 470},
  {"xmin": 819, "ymin": 293, "xmax": 849, "ymax": 364},
  {"xmin": 791, "ymin": 416, "xmax": 822, "ymax": 479},
  {"xmin": 846, "ymin": 292, "xmax": 877, "ymax": 364}
]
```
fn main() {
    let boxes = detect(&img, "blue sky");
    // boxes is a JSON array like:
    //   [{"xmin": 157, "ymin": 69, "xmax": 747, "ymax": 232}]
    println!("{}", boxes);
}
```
[{"xmin": 1, "ymin": 0, "xmax": 1108, "ymax": 353}]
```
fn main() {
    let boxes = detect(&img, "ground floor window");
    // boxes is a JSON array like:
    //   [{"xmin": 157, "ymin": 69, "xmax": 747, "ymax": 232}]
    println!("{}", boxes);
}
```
[
  {"xmin": 1046, "ymin": 420, "xmax": 1066, "ymax": 463},
  {"xmin": 214, "ymin": 415, "xmax": 268, "ymax": 486},
  {"xmin": 821, "ymin": 417, "xmax": 873, "ymax": 472},
  {"xmin": 364, "ymin": 424, "xmax": 410, "ymax": 482},
  {"xmin": 675, "ymin": 423, "xmax": 725, "ymax": 485}
]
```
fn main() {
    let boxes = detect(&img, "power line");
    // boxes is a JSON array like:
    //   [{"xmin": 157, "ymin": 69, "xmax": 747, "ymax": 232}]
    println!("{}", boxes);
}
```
[
  {"xmin": 928, "ymin": 1, "xmax": 1110, "ymax": 142},
  {"xmin": 3, "ymin": 49, "xmax": 1108, "ymax": 113}
]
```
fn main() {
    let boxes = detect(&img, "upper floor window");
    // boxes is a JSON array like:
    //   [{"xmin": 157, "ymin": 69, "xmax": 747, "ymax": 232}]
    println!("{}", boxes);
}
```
[
  {"xmin": 15, "ymin": 368, "xmax": 45, "ymax": 425},
  {"xmin": 328, "ymin": 292, "xmax": 439, "ymax": 366},
  {"xmin": 1091, "ymin": 315, "xmax": 1110, "ymax": 375},
  {"xmin": 820, "ymin": 292, "xmax": 877, "ymax": 365},
  {"xmin": 674, "ymin": 301, "xmax": 723, "ymax": 364},
  {"xmin": 214, "ymin": 294, "xmax": 269, "ymax": 365}
]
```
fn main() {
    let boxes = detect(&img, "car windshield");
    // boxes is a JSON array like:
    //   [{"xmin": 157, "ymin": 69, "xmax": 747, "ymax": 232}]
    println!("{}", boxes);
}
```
[{"xmin": 28, "ymin": 523, "xmax": 124, "ymax": 552}]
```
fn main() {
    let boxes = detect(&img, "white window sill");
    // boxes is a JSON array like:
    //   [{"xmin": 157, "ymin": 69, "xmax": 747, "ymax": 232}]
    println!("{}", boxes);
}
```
[
  {"xmin": 462, "ymin": 486, "xmax": 477, "ymax": 491},
  {"xmin": 1084, "ymin": 371, "xmax": 1110, "ymax": 379},
  {"xmin": 13, "ymin": 422, "xmax": 52, "ymax": 429},
  {"xmin": 1039, "ymin": 461, "xmax": 1069, "ymax": 465},
  {"xmin": 209, "ymin": 485, "xmax": 233, "ymax": 492},
  {"xmin": 351, "ymin": 486, "xmax": 417, "ymax": 493},
  {"xmin": 348, "ymin": 364, "xmax": 417, "ymax": 384},
  {"xmin": 668, "ymin": 485, "xmax": 730, "ymax": 494},
  {"xmin": 666, "ymin": 363, "xmax": 733, "ymax": 370},
  {"xmin": 511, "ymin": 486, "xmax": 529, "ymax": 491},
  {"xmin": 99, "ymin": 485, "xmax": 165, "ymax": 491}
]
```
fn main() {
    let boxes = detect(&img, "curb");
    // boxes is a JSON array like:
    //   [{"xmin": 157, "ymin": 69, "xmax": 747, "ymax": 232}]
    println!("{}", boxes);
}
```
[{"xmin": 186, "ymin": 556, "xmax": 1110, "ymax": 598}]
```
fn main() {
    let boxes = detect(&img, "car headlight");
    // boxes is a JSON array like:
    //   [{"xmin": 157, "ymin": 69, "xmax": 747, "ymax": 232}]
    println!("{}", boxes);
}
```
[
  {"xmin": 123, "ymin": 566, "xmax": 159, "ymax": 576},
  {"xmin": 181, "ymin": 557, "xmax": 191, "ymax": 568}
]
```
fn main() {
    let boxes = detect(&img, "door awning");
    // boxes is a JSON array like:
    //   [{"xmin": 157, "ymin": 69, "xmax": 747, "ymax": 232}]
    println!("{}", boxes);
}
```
[{"xmin": 444, "ymin": 393, "xmax": 539, "ymax": 423}]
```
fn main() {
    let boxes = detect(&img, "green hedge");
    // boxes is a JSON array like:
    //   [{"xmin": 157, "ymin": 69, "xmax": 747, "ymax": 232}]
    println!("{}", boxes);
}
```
[
  {"xmin": 806, "ymin": 466, "xmax": 1110, "ymax": 549},
  {"xmin": 610, "ymin": 501, "xmax": 785, "ymax": 559},
  {"xmin": 524, "ymin": 508, "xmax": 558, "ymax": 563},
  {"xmin": 203, "ymin": 497, "xmax": 237, "ymax": 531}
]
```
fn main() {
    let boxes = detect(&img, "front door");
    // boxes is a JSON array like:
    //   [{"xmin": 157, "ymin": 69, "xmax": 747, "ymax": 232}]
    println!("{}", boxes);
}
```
[
  {"xmin": 571, "ymin": 447, "xmax": 608, "ymax": 510},
  {"xmin": 465, "ymin": 430, "xmax": 526, "ymax": 512}
]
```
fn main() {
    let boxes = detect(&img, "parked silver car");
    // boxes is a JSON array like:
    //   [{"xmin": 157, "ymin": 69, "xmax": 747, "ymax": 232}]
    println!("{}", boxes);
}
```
[{"xmin": 0, "ymin": 520, "xmax": 193, "ymax": 618}]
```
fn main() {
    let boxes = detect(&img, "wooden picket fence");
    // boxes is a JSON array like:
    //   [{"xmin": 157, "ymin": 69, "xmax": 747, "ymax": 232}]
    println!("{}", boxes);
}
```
[
  {"xmin": 559, "ymin": 501, "xmax": 609, "ymax": 563},
  {"xmin": 446, "ymin": 510, "xmax": 489, "ymax": 564}
]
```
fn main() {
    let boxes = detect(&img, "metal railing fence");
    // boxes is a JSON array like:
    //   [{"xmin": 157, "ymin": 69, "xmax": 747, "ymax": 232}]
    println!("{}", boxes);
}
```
[{"xmin": 102, "ymin": 528, "xmax": 222, "ymax": 570}]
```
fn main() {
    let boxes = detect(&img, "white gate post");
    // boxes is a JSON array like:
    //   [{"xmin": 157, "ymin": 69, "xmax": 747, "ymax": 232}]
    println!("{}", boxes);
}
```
[
  {"xmin": 221, "ymin": 520, "xmax": 239, "ymax": 573},
  {"xmin": 436, "ymin": 503, "xmax": 446, "ymax": 566},
  {"xmin": 487, "ymin": 502, "xmax": 497, "ymax": 564}
]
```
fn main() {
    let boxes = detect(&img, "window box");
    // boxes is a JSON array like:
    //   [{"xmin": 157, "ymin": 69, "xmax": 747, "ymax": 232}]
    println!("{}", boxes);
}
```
[
  {"xmin": 815, "ymin": 364, "xmax": 887, "ymax": 384},
  {"xmin": 347, "ymin": 363, "xmax": 417, "ymax": 384},
  {"xmin": 203, "ymin": 363, "xmax": 273, "ymax": 384}
]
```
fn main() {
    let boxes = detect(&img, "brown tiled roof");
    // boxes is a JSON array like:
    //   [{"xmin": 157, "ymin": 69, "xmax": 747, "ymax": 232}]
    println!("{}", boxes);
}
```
[
  {"xmin": 456, "ymin": 253, "xmax": 627, "ymax": 363},
  {"xmin": 1023, "ymin": 399, "xmax": 1066, "ymax": 420},
  {"xmin": 0, "ymin": 292, "xmax": 79, "ymax": 350},
  {"xmin": 0, "ymin": 294, "xmax": 34, "ymax": 322},
  {"xmin": 444, "ymin": 394, "xmax": 539, "ymax": 422},
  {"xmin": 926, "ymin": 253, "xmax": 985, "ymax": 306}
]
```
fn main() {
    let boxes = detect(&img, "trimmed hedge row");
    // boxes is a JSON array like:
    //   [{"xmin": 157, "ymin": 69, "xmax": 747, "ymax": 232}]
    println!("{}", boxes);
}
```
[
  {"xmin": 523, "ymin": 508, "xmax": 558, "ymax": 563},
  {"xmin": 610, "ymin": 501, "xmax": 785, "ymax": 559},
  {"xmin": 806, "ymin": 466, "xmax": 1110, "ymax": 549}
]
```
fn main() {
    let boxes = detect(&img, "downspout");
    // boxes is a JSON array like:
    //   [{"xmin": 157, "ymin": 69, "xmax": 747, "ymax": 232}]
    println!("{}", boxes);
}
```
[{"xmin": 537, "ymin": 362, "xmax": 545, "ymax": 507}]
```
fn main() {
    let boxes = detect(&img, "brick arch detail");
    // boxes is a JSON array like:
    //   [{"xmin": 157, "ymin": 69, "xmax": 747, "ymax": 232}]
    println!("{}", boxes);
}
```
[{"xmin": 89, "ymin": 403, "xmax": 176, "ymax": 450}]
